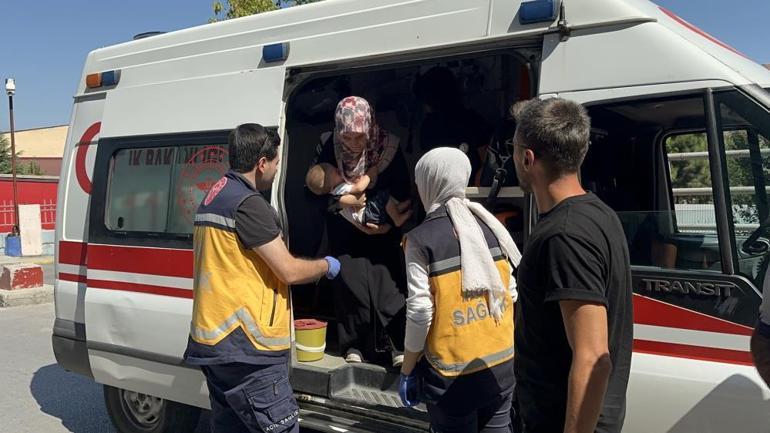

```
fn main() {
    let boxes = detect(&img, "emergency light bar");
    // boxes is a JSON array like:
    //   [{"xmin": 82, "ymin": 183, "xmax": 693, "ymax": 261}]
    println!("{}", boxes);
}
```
[
  {"xmin": 519, "ymin": 0, "xmax": 559, "ymax": 24},
  {"xmin": 86, "ymin": 70, "xmax": 121, "ymax": 89}
]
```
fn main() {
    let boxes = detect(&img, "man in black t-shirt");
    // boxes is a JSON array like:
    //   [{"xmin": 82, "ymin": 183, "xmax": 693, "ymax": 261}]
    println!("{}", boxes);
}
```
[{"xmin": 511, "ymin": 99, "xmax": 633, "ymax": 433}]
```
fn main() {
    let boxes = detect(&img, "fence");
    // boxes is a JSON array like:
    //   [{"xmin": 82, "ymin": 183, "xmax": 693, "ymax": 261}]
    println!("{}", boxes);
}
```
[
  {"xmin": 670, "ymin": 147, "xmax": 762, "ymax": 233},
  {"xmin": 0, "ymin": 175, "xmax": 59, "ymax": 234},
  {"xmin": 0, "ymin": 200, "xmax": 56, "ymax": 233}
]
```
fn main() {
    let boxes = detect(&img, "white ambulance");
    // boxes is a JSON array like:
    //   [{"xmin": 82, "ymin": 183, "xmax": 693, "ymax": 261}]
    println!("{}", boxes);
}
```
[{"xmin": 52, "ymin": 0, "xmax": 770, "ymax": 431}]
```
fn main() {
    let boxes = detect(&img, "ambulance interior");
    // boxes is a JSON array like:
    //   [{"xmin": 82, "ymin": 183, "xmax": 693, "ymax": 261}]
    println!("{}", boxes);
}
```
[{"xmin": 281, "ymin": 48, "xmax": 534, "ymax": 411}]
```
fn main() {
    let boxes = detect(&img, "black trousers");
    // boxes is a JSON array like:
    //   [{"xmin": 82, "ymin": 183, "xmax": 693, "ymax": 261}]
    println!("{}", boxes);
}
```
[
  {"xmin": 333, "ymin": 255, "xmax": 406, "ymax": 360},
  {"xmin": 427, "ymin": 392, "xmax": 513, "ymax": 433},
  {"xmin": 201, "ymin": 362, "xmax": 299, "ymax": 433}
]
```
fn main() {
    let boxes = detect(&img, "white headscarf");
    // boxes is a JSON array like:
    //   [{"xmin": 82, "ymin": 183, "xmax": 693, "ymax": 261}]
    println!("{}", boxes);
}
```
[{"xmin": 415, "ymin": 147, "xmax": 521, "ymax": 321}]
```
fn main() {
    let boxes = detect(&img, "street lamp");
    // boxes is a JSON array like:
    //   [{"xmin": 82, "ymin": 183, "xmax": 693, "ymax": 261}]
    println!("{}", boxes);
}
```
[{"xmin": 5, "ymin": 78, "xmax": 19, "ymax": 235}]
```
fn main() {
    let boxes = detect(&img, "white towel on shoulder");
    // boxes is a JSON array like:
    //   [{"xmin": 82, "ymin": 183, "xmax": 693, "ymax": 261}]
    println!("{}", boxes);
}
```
[{"xmin": 415, "ymin": 148, "xmax": 521, "ymax": 321}]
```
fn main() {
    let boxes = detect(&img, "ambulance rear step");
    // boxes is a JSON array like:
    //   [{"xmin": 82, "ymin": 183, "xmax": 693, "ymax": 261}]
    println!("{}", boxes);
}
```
[
  {"xmin": 292, "ymin": 359, "xmax": 429, "ymax": 431},
  {"xmin": 298, "ymin": 399, "xmax": 428, "ymax": 433}
]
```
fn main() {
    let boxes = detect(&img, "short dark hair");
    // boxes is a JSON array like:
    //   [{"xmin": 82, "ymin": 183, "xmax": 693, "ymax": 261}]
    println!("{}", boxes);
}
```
[
  {"xmin": 514, "ymin": 98, "xmax": 590, "ymax": 175},
  {"xmin": 228, "ymin": 123, "xmax": 280, "ymax": 172}
]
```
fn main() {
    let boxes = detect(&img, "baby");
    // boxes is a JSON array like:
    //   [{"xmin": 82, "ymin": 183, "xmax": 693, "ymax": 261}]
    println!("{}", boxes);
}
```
[{"xmin": 306, "ymin": 163, "xmax": 411, "ymax": 227}]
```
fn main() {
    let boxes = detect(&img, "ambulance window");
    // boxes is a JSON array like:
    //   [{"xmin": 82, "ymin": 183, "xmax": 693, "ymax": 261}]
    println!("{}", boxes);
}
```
[
  {"xmin": 714, "ymin": 90, "xmax": 770, "ymax": 285},
  {"xmin": 106, "ymin": 144, "xmax": 228, "ymax": 235},
  {"xmin": 663, "ymin": 132, "xmax": 722, "ymax": 270},
  {"xmin": 585, "ymin": 95, "xmax": 721, "ymax": 272}
]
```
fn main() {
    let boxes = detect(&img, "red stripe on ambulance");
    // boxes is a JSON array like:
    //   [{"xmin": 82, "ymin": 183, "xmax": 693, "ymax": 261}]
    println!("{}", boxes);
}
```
[
  {"xmin": 88, "ymin": 278, "xmax": 193, "ymax": 299},
  {"xmin": 633, "ymin": 339, "xmax": 753, "ymax": 366},
  {"xmin": 59, "ymin": 273, "xmax": 88, "ymax": 284},
  {"xmin": 659, "ymin": 7, "xmax": 746, "ymax": 58},
  {"xmin": 87, "ymin": 244, "xmax": 192, "ymax": 278},
  {"xmin": 59, "ymin": 242, "xmax": 758, "ymax": 365},
  {"xmin": 634, "ymin": 294, "xmax": 753, "ymax": 336},
  {"xmin": 59, "ymin": 241, "xmax": 88, "ymax": 267}
]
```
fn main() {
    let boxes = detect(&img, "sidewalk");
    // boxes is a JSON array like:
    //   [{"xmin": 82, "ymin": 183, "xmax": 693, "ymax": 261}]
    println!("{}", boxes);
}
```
[{"xmin": 0, "ymin": 254, "xmax": 54, "ymax": 266}]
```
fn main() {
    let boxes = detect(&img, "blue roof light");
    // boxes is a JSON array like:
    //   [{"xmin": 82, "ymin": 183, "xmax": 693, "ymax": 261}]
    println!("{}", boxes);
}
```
[
  {"xmin": 263, "ymin": 42, "xmax": 290, "ymax": 63},
  {"xmin": 101, "ymin": 70, "xmax": 121, "ymax": 87},
  {"xmin": 519, "ymin": 0, "xmax": 559, "ymax": 25}
]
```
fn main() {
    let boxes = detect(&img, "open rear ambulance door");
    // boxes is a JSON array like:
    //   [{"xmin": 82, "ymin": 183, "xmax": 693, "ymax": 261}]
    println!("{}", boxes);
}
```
[{"xmin": 53, "ymin": 93, "xmax": 104, "ymax": 378}]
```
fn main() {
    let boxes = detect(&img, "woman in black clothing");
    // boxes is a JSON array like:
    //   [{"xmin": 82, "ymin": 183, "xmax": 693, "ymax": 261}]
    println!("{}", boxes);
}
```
[{"xmin": 306, "ymin": 96, "xmax": 411, "ymax": 366}]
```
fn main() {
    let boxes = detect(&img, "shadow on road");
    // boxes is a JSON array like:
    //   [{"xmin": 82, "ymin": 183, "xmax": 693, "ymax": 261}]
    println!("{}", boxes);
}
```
[
  {"xmin": 30, "ymin": 364, "xmax": 315, "ymax": 432},
  {"xmin": 30, "ymin": 364, "xmax": 115, "ymax": 433}
]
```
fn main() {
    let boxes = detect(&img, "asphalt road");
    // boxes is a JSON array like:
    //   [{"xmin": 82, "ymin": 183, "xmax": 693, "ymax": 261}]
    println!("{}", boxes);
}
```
[
  {"xmin": 0, "ymin": 303, "xmax": 117, "ymax": 433},
  {"xmin": 0, "ymin": 299, "xmax": 320, "ymax": 432}
]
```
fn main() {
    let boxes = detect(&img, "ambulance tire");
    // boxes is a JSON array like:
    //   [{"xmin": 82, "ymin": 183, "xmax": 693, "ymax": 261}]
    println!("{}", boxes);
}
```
[{"xmin": 103, "ymin": 385, "xmax": 202, "ymax": 433}]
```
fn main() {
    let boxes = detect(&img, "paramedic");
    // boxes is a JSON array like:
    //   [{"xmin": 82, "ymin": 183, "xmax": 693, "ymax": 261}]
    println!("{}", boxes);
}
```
[
  {"xmin": 183, "ymin": 123, "xmax": 341, "ymax": 433},
  {"xmin": 400, "ymin": 147, "xmax": 521, "ymax": 433},
  {"xmin": 512, "ymin": 98, "xmax": 633, "ymax": 433}
]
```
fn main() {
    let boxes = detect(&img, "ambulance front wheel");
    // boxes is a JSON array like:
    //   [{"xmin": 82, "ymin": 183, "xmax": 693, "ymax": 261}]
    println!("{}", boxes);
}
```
[{"xmin": 104, "ymin": 385, "xmax": 202, "ymax": 433}]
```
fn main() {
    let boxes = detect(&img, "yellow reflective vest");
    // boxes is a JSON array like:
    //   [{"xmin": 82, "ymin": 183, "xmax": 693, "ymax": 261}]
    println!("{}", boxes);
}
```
[
  {"xmin": 188, "ymin": 171, "xmax": 291, "ymax": 356},
  {"xmin": 407, "ymin": 209, "xmax": 514, "ymax": 377}
]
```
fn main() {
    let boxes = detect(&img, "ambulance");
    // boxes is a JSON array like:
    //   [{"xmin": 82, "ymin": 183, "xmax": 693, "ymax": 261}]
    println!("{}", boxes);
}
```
[{"xmin": 51, "ymin": 0, "xmax": 770, "ymax": 431}]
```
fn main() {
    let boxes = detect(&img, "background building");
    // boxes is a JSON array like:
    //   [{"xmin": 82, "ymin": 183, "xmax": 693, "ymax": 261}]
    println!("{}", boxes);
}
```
[
  {"xmin": 0, "ymin": 125, "xmax": 63, "ymax": 244},
  {"xmin": 0, "ymin": 124, "xmax": 67, "ymax": 176}
]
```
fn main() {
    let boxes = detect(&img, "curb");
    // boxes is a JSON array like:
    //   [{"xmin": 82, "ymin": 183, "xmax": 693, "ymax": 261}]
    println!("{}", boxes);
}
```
[
  {"xmin": 0, "ymin": 256, "xmax": 54, "ymax": 266},
  {"xmin": 0, "ymin": 284, "xmax": 53, "ymax": 308},
  {"xmin": 30, "ymin": 257, "xmax": 54, "ymax": 265}
]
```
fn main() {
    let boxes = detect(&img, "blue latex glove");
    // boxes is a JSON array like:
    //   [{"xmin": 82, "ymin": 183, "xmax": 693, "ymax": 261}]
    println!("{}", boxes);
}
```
[
  {"xmin": 399, "ymin": 373, "xmax": 421, "ymax": 407},
  {"xmin": 324, "ymin": 256, "xmax": 340, "ymax": 279}
]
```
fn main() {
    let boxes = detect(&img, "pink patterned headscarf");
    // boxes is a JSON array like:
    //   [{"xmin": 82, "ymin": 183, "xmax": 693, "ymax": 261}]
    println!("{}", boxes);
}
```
[{"xmin": 334, "ymin": 96, "xmax": 395, "ymax": 182}]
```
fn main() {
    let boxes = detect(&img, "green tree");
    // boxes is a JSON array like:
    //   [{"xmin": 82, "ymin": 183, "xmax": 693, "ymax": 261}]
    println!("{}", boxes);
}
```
[
  {"xmin": 668, "ymin": 128, "xmax": 770, "ymax": 228},
  {"xmin": 666, "ymin": 133, "xmax": 712, "ymax": 204},
  {"xmin": 0, "ymin": 135, "xmax": 13, "ymax": 174},
  {"xmin": 723, "ymin": 131, "xmax": 770, "ymax": 225},
  {"xmin": 211, "ymin": 0, "xmax": 322, "ymax": 21},
  {"xmin": 0, "ymin": 135, "xmax": 43, "ymax": 176},
  {"xmin": 212, "ymin": 0, "xmax": 277, "ymax": 21},
  {"xmin": 17, "ymin": 161, "xmax": 43, "ymax": 176}
]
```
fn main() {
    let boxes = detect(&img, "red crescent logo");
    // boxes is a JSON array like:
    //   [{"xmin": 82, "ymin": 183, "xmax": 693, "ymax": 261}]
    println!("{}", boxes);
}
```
[
  {"xmin": 203, "ymin": 177, "xmax": 228, "ymax": 206},
  {"xmin": 75, "ymin": 122, "xmax": 101, "ymax": 194}
]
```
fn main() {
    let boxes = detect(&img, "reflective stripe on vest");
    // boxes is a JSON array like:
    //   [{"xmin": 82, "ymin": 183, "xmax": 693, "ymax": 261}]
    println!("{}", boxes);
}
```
[
  {"xmin": 425, "ymin": 345, "xmax": 514, "ymax": 374},
  {"xmin": 428, "ymin": 246, "xmax": 502, "ymax": 275},
  {"xmin": 189, "ymin": 171, "xmax": 290, "ymax": 354},
  {"xmin": 190, "ymin": 306, "xmax": 291, "ymax": 348},
  {"xmin": 424, "ymin": 258, "xmax": 514, "ymax": 377},
  {"xmin": 195, "ymin": 212, "xmax": 236, "ymax": 229}
]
